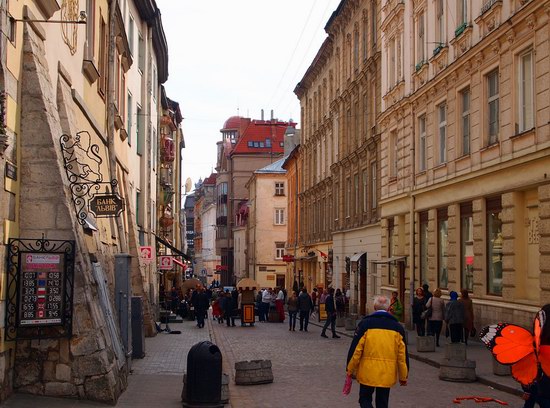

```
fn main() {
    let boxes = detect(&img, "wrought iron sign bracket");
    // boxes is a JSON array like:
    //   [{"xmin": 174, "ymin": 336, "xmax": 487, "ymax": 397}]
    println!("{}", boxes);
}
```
[{"xmin": 60, "ymin": 132, "xmax": 124, "ymax": 225}]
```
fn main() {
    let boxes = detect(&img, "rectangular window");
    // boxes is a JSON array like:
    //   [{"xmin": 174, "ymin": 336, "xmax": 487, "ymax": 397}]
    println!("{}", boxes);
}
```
[
  {"xmin": 487, "ymin": 69, "xmax": 499, "ymax": 145},
  {"xmin": 438, "ymin": 103, "xmax": 447, "ymax": 163},
  {"xmin": 354, "ymin": 174, "xmax": 359, "ymax": 215},
  {"xmin": 419, "ymin": 212, "xmax": 429, "ymax": 286},
  {"xmin": 362, "ymin": 169, "xmax": 368, "ymax": 213},
  {"xmin": 127, "ymin": 92, "xmax": 132, "ymax": 145},
  {"xmin": 275, "ymin": 242, "xmax": 285, "ymax": 259},
  {"xmin": 86, "ymin": 0, "xmax": 95, "ymax": 55},
  {"xmin": 460, "ymin": 203, "xmax": 474, "ymax": 292},
  {"xmin": 436, "ymin": 0, "xmax": 445, "ymax": 45},
  {"xmin": 417, "ymin": 12, "xmax": 425, "ymax": 63},
  {"xmin": 98, "ymin": 17, "xmax": 107, "ymax": 97},
  {"xmin": 388, "ymin": 219, "xmax": 395, "ymax": 286},
  {"xmin": 354, "ymin": 30, "xmax": 359, "ymax": 70},
  {"xmin": 370, "ymin": 1, "xmax": 376, "ymax": 48},
  {"xmin": 275, "ymin": 182, "xmax": 285, "ymax": 196},
  {"xmin": 458, "ymin": 0, "xmax": 468, "ymax": 26},
  {"xmin": 275, "ymin": 209, "xmax": 285, "ymax": 225},
  {"xmin": 136, "ymin": 105, "xmax": 143, "ymax": 155},
  {"xmin": 460, "ymin": 88, "xmax": 470, "ymax": 155},
  {"xmin": 418, "ymin": 115, "xmax": 426, "ymax": 171},
  {"xmin": 518, "ymin": 50, "xmax": 534, "ymax": 132},
  {"xmin": 346, "ymin": 177, "xmax": 351, "ymax": 218},
  {"xmin": 371, "ymin": 162, "xmax": 377, "ymax": 209},
  {"xmin": 128, "ymin": 14, "xmax": 135, "ymax": 56},
  {"xmin": 266, "ymin": 138, "xmax": 272, "ymax": 148},
  {"xmin": 7, "ymin": 14, "xmax": 16, "ymax": 44},
  {"xmin": 437, "ymin": 208, "xmax": 448, "ymax": 289},
  {"xmin": 389, "ymin": 37, "xmax": 396, "ymax": 86},
  {"xmin": 152, "ymin": 64, "xmax": 158, "ymax": 100},
  {"xmin": 136, "ymin": 191, "xmax": 141, "ymax": 225},
  {"xmin": 487, "ymin": 197, "xmax": 503, "ymax": 295},
  {"xmin": 138, "ymin": 33, "xmax": 145, "ymax": 73},
  {"xmin": 334, "ymin": 182, "xmax": 339, "ymax": 221},
  {"xmin": 390, "ymin": 131, "xmax": 398, "ymax": 178},
  {"xmin": 152, "ymin": 127, "xmax": 157, "ymax": 169},
  {"xmin": 362, "ymin": 15, "xmax": 368, "ymax": 60}
]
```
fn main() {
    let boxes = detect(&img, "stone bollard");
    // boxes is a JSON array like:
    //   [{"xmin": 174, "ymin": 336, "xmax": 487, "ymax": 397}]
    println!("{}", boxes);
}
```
[
  {"xmin": 235, "ymin": 360, "xmax": 274, "ymax": 385},
  {"xmin": 345, "ymin": 317, "xmax": 356, "ymax": 331},
  {"xmin": 336, "ymin": 316, "xmax": 345, "ymax": 327},
  {"xmin": 439, "ymin": 343, "xmax": 476, "ymax": 382},
  {"xmin": 492, "ymin": 359, "xmax": 511, "ymax": 376},
  {"xmin": 416, "ymin": 336, "xmax": 435, "ymax": 352}
]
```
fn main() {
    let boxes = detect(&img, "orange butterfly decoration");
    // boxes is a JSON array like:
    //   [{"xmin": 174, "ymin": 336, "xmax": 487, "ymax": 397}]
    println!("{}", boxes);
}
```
[{"xmin": 479, "ymin": 305, "xmax": 550, "ymax": 387}]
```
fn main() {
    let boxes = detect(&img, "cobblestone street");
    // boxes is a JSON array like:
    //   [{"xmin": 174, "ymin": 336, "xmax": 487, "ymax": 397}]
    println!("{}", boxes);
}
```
[{"xmin": 2, "ymin": 314, "xmax": 524, "ymax": 408}]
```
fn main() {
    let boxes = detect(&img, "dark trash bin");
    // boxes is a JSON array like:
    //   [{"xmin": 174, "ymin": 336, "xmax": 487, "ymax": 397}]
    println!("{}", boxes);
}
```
[{"xmin": 182, "ymin": 341, "xmax": 223, "ymax": 408}]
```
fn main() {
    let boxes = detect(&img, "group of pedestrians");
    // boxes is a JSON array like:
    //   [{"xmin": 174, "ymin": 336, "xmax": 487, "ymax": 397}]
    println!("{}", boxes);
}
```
[
  {"xmin": 256, "ymin": 287, "xmax": 286, "ymax": 322},
  {"xmin": 412, "ymin": 284, "xmax": 474, "ymax": 346}
]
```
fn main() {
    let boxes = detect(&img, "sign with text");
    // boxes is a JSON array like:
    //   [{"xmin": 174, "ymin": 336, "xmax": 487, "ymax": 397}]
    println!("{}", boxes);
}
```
[
  {"xmin": 18, "ymin": 253, "xmax": 65, "ymax": 326},
  {"xmin": 140, "ymin": 246, "xmax": 153, "ymax": 263},
  {"xmin": 89, "ymin": 193, "xmax": 125, "ymax": 218},
  {"xmin": 159, "ymin": 256, "xmax": 173, "ymax": 270}
]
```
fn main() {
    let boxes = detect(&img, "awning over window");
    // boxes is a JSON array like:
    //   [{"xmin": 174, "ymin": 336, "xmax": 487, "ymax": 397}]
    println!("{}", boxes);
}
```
[
  {"xmin": 372, "ymin": 256, "xmax": 407, "ymax": 265},
  {"xmin": 154, "ymin": 234, "xmax": 191, "ymax": 261},
  {"xmin": 350, "ymin": 252, "xmax": 367, "ymax": 263},
  {"xmin": 295, "ymin": 255, "xmax": 317, "ymax": 261}
]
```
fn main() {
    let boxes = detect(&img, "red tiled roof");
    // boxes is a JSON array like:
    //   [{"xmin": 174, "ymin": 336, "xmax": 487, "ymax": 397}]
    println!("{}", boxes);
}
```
[
  {"xmin": 203, "ymin": 173, "xmax": 217, "ymax": 185},
  {"xmin": 222, "ymin": 116, "xmax": 244, "ymax": 130},
  {"xmin": 231, "ymin": 120, "xmax": 295, "ymax": 156}
]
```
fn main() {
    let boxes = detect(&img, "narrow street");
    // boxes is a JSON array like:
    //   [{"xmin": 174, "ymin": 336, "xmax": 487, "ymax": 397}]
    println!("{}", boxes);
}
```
[{"xmin": 3, "ymin": 314, "xmax": 523, "ymax": 408}]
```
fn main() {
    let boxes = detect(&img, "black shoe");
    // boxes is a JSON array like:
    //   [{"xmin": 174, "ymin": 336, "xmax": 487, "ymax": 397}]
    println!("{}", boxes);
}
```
[
  {"xmin": 321, "ymin": 333, "xmax": 328, "ymax": 338},
  {"xmin": 333, "ymin": 334, "xmax": 341, "ymax": 339},
  {"xmin": 304, "ymin": 329, "xmax": 308, "ymax": 332},
  {"xmin": 299, "ymin": 328, "xmax": 303, "ymax": 331}
]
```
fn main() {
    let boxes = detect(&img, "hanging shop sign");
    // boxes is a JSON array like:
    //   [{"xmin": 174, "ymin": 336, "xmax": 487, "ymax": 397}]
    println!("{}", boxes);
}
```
[
  {"xmin": 5, "ymin": 237, "xmax": 75, "ymax": 340},
  {"xmin": 59, "ymin": 131, "xmax": 125, "ymax": 225},
  {"xmin": 89, "ymin": 193, "xmax": 125, "ymax": 218},
  {"xmin": 159, "ymin": 256, "xmax": 173, "ymax": 270}
]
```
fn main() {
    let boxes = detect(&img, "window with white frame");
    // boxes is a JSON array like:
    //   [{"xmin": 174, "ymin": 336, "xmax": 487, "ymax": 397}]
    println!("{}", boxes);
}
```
[
  {"xmin": 275, "ymin": 242, "xmax": 285, "ymax": 259},
  {"xmin": 438, "ymin": 103, "xmax": 447, "ymax": 163},
  {"xmin": 138, "ymin": 33, "xmax": 145, "ymax": 73},
  {"xmin": 458, "ymin": 0, "xmax": 468, "ymax": 27},
  {"xmin": 362, "ymin": 169, "xmax": 368, "ymax": 213},
  {"xmin": 460, "ymin": 88, "xmax": 470, "ymax": 155},
  {"xmin": 390, "ymin": 130, "xmax": 398, "ymax": 178},
  {"xmin": 275, "ymin": 208, "xmax": 285, "ymax": 225},
  {"xmin": 371, "ymin": 162, "xmax": 377, "ymax": 209},
  {"xmin": 275, "ymin": 182, "xmax": 285, "ymax": 196},
  {"xmin": 418, "ymin": 115, "xmax": 427, "ymax": 171},
  {"xmin": 85, "ymin": 0, "xmax": 95, "ymax": 57},
  {"xmin": 417, "ymin": 12, "xmax": 425, "ymax": 64},
  {"xmin": 127, "ymin": 92, "xmax": 133, "ymax": 145},
  {"xmin": 435, "ymin": 0, "xmax": 445, "ymax": 47},
  {"xmin": 487, "ymin": 69, "xmax": 499, "ymax": 145},
  {"xmin": 518, "ymin": 50, "xmax": 534, "ymax": 132},
  {"xmin": 128, "ymin": 14, "xmax": 135, "ymax": 56},
  {"xmin": 346, "ymin": 177, "xmax": 351, "ymax": 218}
]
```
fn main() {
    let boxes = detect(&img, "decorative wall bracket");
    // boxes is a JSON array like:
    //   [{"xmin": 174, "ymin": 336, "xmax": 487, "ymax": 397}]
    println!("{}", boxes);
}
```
[{"xmin": 60, "ymin": 132, "xmax": 123, "ymax": 225}]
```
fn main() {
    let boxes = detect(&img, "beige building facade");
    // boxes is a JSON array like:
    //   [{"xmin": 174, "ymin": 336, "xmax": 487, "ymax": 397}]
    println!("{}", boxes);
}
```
[
  {"xmin": 295, "ymin": 0, "xmax": 382, "ymax": 314},
  {"xmin": 378, "ymin": 0, "xmax": 550, "ymax": 327}
]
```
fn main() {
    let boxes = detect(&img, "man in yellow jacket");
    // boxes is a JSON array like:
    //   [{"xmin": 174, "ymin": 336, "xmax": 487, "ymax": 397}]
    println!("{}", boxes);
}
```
[{"xmin": 346, "ymin": 295, "xmax": 409, "ymax": 408}]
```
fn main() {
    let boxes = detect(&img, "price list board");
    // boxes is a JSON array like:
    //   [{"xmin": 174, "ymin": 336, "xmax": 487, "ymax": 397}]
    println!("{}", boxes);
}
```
[{"xmin": 18, "ymin": 253, "xmax": 65, "ymax": 327}]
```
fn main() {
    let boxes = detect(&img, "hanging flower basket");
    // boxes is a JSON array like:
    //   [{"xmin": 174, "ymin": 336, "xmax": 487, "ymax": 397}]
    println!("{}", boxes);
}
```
[{"xmin": 159, "ymin": 215, "xmax": 174, "ymax": 228}]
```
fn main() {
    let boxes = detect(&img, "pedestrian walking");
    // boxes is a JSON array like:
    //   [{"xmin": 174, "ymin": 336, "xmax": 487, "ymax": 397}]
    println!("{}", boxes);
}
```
[
  {"xmin": 445, "ymin": 291, "xmax": 464, "ymax": 343},
  {"xmin": 346, "ymin": 295, "xmax": 409, "ymax": 408},
  {"xmin": 426, "ymin": 288, "xmax": 445, "ymax": 346},
  {"xmin": 412, "ymin": 287, "xmax": 426, "ymax": 336},
  {"xmin": 261, "ymin": 288, "xmax": 272, "ymax": 322},
  {"xmin": 388, "ymin": 291, "xmax": 403, "ymax": 322},
  {"xmin": 275, "ymin": 287, "xmax": 285, "ymax": 323},
  {"xmin": 335, "ymin": 288, "xmax": 346, "ymax": 319},
  {"xmin": 297, "ymin": 288, "xmax": 313, "ymax": 331},
  {"xmin": 321, "ymin": 288, "xmax": 340, "ymax": 339},
  {"xmin": 459, "ymin": 289, "xmax": 475, "ymax": 344},
  {"xmin": 193, "ymin": 287, "xmax": 209, "ymax": 329},
  {"xmin": 287, "ymin": 291, "xmax": 299, "ymax": 331},
  {"xmin": 222, "ymin": 290, "xmax": 236, "ymax": 327}
]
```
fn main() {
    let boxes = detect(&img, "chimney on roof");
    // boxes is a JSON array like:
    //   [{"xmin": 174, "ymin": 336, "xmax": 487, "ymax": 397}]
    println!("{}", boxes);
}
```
[
  {"xmin": 261, "ymin": 109, "xmax": 264, "ymax": 121},
  {"xmin": 271, "ymin": 110, "xmax": 274, "ymax": 121}
]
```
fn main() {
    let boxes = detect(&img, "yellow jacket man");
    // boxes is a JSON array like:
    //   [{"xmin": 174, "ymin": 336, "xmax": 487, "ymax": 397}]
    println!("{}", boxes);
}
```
[{"xmin": 346, "ymin": 295, "xmax": 409, "ymax": 408}]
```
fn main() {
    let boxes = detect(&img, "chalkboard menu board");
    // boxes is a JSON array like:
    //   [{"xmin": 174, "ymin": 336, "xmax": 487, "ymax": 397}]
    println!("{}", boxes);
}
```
[{"xmin": 18, "ymin": 253, "xmax": 65, "ymax": 326}]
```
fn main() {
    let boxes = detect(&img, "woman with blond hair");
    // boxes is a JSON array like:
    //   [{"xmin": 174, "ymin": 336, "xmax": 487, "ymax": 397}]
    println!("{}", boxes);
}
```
[{"xmin": 426, "ymin": 288, "xmax": 446, "ymax": 346}]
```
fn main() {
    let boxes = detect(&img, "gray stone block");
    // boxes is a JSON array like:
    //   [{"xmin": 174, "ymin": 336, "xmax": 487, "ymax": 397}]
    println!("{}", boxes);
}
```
[
  {"xmin": 444, "ymin": 343, "xmax": 467, "ymax": 360},
  {"xmin": 439, "ymin": 358, "xmax": 477, "ymax": 382},
  {"xmin": 416, "ymin": 336, "xmax": 435, "ymax": 352},
  {"xmin": 492, "ymin": 359, "xmax": 511, "ymax": 376}
]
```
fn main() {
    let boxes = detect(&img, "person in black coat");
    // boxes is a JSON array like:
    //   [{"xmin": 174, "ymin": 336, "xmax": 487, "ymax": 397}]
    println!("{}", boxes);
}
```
[
  {"xmin": 222, "ymin": 291, "xmax": 236, "ymax": 327},
  {"xmin": 321, "ymin": 288, "xmax": 340, "ymax": 339},
  {"xmin": 297, "ymin": 288, "xmax": 313, "ymax": 331},
  {"xmin": 193, "ymin": 288, "xmax": 209, "ymax": 329}
]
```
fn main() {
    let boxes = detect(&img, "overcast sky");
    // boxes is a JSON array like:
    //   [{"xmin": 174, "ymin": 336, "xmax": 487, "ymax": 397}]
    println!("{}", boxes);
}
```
[{"xmin": 156, "ymin": 0, "xmax": 341, "ymax": 194}]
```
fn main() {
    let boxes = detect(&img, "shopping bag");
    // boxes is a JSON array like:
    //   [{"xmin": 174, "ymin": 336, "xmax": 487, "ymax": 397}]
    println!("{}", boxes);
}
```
[{"xmin": 342, "ymin": 374, "xmax": 352, "ymax": 396}]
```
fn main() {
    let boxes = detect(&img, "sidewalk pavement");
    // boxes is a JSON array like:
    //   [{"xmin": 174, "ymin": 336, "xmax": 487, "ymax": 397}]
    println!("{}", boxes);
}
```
[{"xmin": 312, "ymin": 320, "xmax": 521, "ymax": 397}]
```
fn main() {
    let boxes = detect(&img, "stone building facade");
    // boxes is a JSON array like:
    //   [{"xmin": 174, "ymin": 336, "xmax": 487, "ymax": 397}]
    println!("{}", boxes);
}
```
[
  {"xmin": 0, "ymin": 0, "xmax": 176, "ymax": 403},
  {"xmin": 294, "ymin": 0, "xmax": 382, "ymax": 314},
  {"xmin": 378, "ymin": 0, "xmax": 550, "ymax": 328}
]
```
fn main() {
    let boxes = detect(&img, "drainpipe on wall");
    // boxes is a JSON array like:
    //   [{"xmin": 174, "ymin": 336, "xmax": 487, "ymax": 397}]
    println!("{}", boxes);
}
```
[
  {"xmin": 107, "ymin": 0, "xmax": 127, "ymax": 253},
  {"xmin": 409, "ymin": 105, "xmax": 416, "ymax": 330}
]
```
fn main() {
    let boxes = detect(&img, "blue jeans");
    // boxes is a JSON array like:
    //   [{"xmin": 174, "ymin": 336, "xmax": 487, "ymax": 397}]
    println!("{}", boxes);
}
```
[
  {"xmin": 288, "ymin": 311, "xmax": 297, "ymax": 329},
  {"xmin": 322, "ymin": 312, "xmax": 336, "ymax": 335},
  {"xmin": 359, "ymin": 384, "xmax": 390, "ymax": 408}
]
